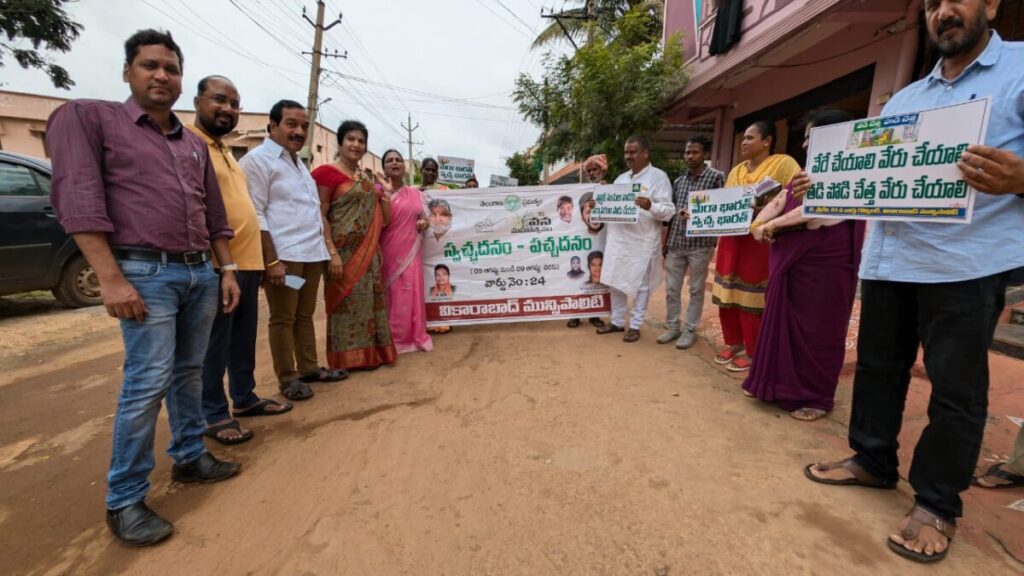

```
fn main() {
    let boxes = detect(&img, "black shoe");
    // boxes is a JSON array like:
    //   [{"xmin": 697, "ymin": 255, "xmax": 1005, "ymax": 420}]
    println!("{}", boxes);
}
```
[
  {"xmin": 596, "ymin": 324, "xmax": 625, "ymax": 335},
  {"xmin": 171, "ymin": 452, "xmax": 240, "ymax": 484},
  {"xmin": 106, "ymin": 501, "xmax": 173, "ymax": 547}
]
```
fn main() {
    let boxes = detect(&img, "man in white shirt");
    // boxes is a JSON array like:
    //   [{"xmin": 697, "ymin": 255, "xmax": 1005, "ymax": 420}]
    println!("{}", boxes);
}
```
[
  {"xmin": 240, "ymin": 100, "xmax": 344, "ymax": 403},
  {"xmin": 596, "ymin": 135, "xmax": 675, "ymax": 342}
]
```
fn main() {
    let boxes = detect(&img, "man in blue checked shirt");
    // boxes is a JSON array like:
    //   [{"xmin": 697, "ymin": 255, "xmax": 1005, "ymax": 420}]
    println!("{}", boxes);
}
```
[{"xmin": 805, "ymin": 0, "xmax": 1024, "ymax": 564}]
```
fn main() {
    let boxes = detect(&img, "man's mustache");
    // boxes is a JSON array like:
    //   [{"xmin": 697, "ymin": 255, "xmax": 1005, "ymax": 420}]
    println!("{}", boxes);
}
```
[{"xmin": 937, "ymin": 19, "xmax": 964, "ymax": 36}]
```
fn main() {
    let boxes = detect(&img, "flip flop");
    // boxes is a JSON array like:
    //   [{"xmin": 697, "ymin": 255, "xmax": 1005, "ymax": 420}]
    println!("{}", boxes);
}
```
[
  {"xmin": 232, "ymin": 398, "xmax": 294, "ymax": 418},
  {"xmin": 279, "ymin": 379, "xmax": 314, "ymax": 401},
  {"xmin": 298, "ymin": 367, "xmax": 349, "ymax": 383},
  {"xmin": 203, "ymin": 420, "xmax": 253, "ymax": 446},
  {"xmin": 803, "ymin": 457, "xmax": 897, "ymax": 490},
  {"xmin": 971, "ymin": 462, "xmax": 1024, "ymax": 489},
  {"xmin": 589, "ymin": 317, "xmax": 606, "ymax": 328},
  {"xmin": 566, "ymin": 318, "xmax": 581, "ymax": 328},
  {"xmin": 886, "ymin": 505, "xmax": 955, "ymax": 564}
]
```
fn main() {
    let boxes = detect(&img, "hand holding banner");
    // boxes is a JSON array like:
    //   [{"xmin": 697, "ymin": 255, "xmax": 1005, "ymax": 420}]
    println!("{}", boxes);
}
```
[
  {"xmin": 422, "ymin": 184, "xmax": 611, "ymax": 326},
  {"xmin": 802, "ymin": 99, "xmax": 990, "ymax": 223},
  {"xmin": 685, "ymin": 186, "xmax": 755, "ymax": 237},
  {"xmin": 590, "ymin": 183, "xmax": 640, "ymax": 224}
]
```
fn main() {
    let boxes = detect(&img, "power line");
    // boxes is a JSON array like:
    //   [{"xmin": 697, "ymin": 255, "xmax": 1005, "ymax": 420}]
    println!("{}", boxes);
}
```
[
  {"xmin": 259, "ymin": 0, "xmax": 315, "ymax": 45},
  {"xmin": 321, "ymin": 68, "xmax": 513, "ymax": 109},
  {"xmin": 225, "ymin": 0, "xmax": 309, "ymax": 65},
  {"xmin": 491, "ymin": 0, "xmax": 539, "ymax": 34},
  {"xmin": 471, "ymin": 0, "xmax": 535, "ymax": 39},
  {"xmin": 140, "ymin": 0, "xmax": 309, "ymax": 92}
]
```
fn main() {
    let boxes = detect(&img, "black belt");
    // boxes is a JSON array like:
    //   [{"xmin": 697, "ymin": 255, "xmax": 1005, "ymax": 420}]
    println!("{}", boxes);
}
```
[{"xmin": 113, "ymin": 247, "xmax": 212, "ymax": 266}]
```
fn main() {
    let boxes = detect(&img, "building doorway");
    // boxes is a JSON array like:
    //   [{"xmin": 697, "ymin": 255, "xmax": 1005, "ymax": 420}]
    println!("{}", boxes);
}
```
[{"xmin": 732, "ymin": 65, "xmax": 874, "ymax": 168}]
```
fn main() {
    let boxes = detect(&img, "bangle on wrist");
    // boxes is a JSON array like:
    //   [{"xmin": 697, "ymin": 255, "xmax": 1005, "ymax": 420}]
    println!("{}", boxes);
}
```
[
  {"xmin": 328, "ymin": 248, "xmax": 338, "ymax": 256},
  {"xmin": 266, "ymin": 259, "xmax": 281, "ymax": 268},
  {"xmin": 220, "ymin": 263, "xmax": 239, "ymax": 271},
  {"xmin": 749, "ymin": 220, "xmax": 764, "ymax": 232}
]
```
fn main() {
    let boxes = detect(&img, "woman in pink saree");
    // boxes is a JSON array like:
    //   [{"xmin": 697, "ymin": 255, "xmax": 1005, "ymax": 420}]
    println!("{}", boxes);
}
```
[{"xmin": 379, "ymin": 150, "xmax": 433, "ymax": 353}]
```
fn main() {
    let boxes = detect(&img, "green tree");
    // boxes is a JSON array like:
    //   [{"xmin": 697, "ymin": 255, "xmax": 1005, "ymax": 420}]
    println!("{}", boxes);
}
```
[
  {"xmin": 1, "ymin": 0, "xmax": 82, "ymax": 89},
  {"xmin": 514, "ymin": 5, "xmax": 685, "ymax": 176},
  {"xmin": 532, "ymin": 0, "xmax": 663, "ymax": 50},
  {"xmin": 505, "ymin": 150, "xmax": 541, "ymax": 186}
]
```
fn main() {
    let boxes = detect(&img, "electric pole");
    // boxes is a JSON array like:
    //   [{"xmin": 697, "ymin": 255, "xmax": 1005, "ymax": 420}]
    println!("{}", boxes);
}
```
[
  {"xmin": 542, "ymin": 78, "xmax": 549, "ymax": 183},
  {"xmin": 302, "ymin": 0, "xmax": 345, "ymax": 165},
  {"xmin": 541, "ymin": 1, "xmax": 598, "ymax": 182},
  {"xmin": 401, "ymin": 113, "xmax": 423, "ymax": 185},
  {"xmin": 540, "ymin": 0, "xmax": 599, "ymax": 51}
]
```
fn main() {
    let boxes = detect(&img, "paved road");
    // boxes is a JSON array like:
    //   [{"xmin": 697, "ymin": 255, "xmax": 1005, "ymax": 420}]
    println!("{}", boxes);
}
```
[{"xmin": 0, "ymin": 291, "xmax": 1020, "ymax": 575}]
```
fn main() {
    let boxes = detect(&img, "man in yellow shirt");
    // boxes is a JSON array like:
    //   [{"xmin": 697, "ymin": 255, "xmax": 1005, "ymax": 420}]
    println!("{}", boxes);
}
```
[{"xmin": 189, "ymin": 76, "xmax": 292, "ymax": 445}]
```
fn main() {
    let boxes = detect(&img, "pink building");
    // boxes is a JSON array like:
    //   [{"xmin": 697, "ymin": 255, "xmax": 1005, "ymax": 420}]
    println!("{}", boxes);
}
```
[
  {"xmin": 0, "ymin": 89, "xmax": 390, "ymax": 172},
  {"xmin": 662, "ymin": 0, "xmax": 1022, "ymax": 170}
]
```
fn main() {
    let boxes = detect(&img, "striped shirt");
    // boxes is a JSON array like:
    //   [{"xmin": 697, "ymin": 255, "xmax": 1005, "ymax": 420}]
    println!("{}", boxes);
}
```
[{"xmin": 666, "ymin": 165, "xmax": 725, "ymax": 251}]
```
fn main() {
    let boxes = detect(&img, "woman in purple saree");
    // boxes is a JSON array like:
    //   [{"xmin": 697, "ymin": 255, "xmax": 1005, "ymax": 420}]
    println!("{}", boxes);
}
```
[
  {"xmin": 742, "ymin": 109, "xmax": 865, "ymax": 421},
  {"xmin": 379, "ymin": 150, "xmax": 433, "ymax": 354}
]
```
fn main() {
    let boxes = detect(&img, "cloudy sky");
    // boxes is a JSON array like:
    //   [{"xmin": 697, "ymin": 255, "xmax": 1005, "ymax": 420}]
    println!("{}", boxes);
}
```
[{"xmin": 3, "ymin": 0, "xmax": 572, "ymax": 182}]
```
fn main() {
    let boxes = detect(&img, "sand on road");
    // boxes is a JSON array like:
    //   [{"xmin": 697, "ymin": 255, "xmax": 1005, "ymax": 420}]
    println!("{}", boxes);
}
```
[{"xmin": 0, "ymin": 291, "xmax": 1020, "ymax": 576}]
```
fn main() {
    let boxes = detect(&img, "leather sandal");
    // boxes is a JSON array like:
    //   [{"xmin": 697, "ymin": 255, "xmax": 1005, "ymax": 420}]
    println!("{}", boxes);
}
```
[
  {"xmin": 203, "ymin": 420, "xmax": 253, "ymax": 446},
  {"xmin": 279, "ymin": 379, "xmax": 314, "ymax": 401},
  {"xmin": 887, "ymin": 505, "xmax": 956, "ymax": 564},
  {"xmin": 299, "ymin": 367, "xmax": 349, "ymax": 383},
  {"xmin": 803, "ymin": 457, "xmax": 897, "ymax": 490},
  {"xmin": 971, "ymin": 462, "xmax": 1024, "ymax": 489},
  {"xmin": 596, "ymin": 324, "xmax": 625, "ymax": 335}
]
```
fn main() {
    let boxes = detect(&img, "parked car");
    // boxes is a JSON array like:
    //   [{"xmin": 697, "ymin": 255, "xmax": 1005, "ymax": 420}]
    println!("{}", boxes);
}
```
[{"xmin": 0, "ymin": 151, "xmax": 100, "ymax": 308}]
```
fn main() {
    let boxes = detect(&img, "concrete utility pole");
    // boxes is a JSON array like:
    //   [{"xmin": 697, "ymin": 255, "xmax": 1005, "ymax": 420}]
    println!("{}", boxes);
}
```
[
  {"xmin": 302, "ymin": 0, "xmax": 345, "ymax": 165},
  {"xmin": 401, "ymin": 113, "xmax": 423, "ymax": 185},
  {"xmin": 541, "ymin": 1, "xmax": 598, "ymax": 182},
  {"xmin": 540, "ymin": 0, "xmax": 599, "ymax": 51},
  {"xmin": 542, "ymin": 78, "xmax": 550, "ymax": 183}
]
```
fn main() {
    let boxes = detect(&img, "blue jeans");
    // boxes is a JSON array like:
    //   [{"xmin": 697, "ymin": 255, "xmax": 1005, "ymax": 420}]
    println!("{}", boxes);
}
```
[
  {"xmin": 202, "ymin": 270, "xmax": 261, "ymax": 423},
  {"xmin": 106, "ymin": 259, "xmax": 219, "ymax": 510}
]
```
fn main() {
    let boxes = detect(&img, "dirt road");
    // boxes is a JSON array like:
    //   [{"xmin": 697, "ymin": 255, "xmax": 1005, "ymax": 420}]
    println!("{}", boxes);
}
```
[{"xmin": 0, "ymin": 290, "xmax": 1021, "ymax": 576}]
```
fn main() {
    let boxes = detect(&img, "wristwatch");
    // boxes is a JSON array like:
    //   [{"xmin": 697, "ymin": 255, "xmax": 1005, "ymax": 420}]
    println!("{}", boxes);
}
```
[{"xmin": 221, "ymin": 263, "xmax": 239, "ymax": 271}]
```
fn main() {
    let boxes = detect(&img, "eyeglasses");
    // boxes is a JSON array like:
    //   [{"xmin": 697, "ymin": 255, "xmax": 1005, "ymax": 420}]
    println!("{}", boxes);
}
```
[{"xmin": 200, "ymin": 94, "xmax": 242, "ymax": 111}]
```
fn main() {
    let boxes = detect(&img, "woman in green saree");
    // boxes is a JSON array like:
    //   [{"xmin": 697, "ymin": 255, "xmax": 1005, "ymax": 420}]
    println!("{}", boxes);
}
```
[{"xmin": 311, "ymin": 120, "xmax": 398, "ymax": 370}]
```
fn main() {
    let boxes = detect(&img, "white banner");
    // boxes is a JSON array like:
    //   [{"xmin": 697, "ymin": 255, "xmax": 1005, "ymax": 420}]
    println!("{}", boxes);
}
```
[
  {"xmin": 489, "ymin": 174, "xmax": 519, "ymax": 187},
  {"xmin": 802, "ymin": 99, "xmax": 990, "ymax": 223},
  {"xmin": 422, "ymin": 184, "xmax": 610, "ymax": 325},
  {"xmin": 590, "ymin": 183, "xmax": 640, "ymax": 224},
  {"xmin": 438, "ymin": 156, "xmax": 476, "ymax": 185},
  {"xmin": 686, "ymin": 185, "xmax": 754, "ymax": 237}
]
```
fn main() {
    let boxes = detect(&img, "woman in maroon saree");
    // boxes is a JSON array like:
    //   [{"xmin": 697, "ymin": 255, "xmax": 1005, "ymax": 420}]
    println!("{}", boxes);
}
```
[
  {"xmin": 741, "ymin": 109, "xmax": 864, "ymax": 421},
  {"xmin": 311, "ymin": 120, "xmax": 397, "ymax": 370}
]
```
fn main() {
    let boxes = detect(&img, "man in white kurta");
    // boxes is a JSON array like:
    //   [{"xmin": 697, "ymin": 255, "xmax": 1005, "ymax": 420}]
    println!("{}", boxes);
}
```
[{"xmin": 597, "ymin": 136, "xmax": 675, "ymax": 342}]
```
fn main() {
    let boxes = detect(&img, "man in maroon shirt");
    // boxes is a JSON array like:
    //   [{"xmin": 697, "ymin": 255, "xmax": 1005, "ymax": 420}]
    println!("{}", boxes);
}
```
[{"xmin": 48, "ymin": 29, "xmax": 242, "ymax": 547}]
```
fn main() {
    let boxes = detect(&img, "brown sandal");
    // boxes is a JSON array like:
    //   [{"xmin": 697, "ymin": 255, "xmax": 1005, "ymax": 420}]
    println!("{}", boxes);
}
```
[
  {"xmin": 887, "ymin": 505, "xmax": 955, "ymax": 563},
  {"xmin": 803, "ymin": 457, "xmax": 897, "ymax": 490}
]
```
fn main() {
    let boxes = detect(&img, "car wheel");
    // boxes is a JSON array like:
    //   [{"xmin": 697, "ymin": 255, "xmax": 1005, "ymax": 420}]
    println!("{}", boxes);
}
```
[{"xmin": 52, "ymin": 254, "xmax": 102, "ymax": 308}]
